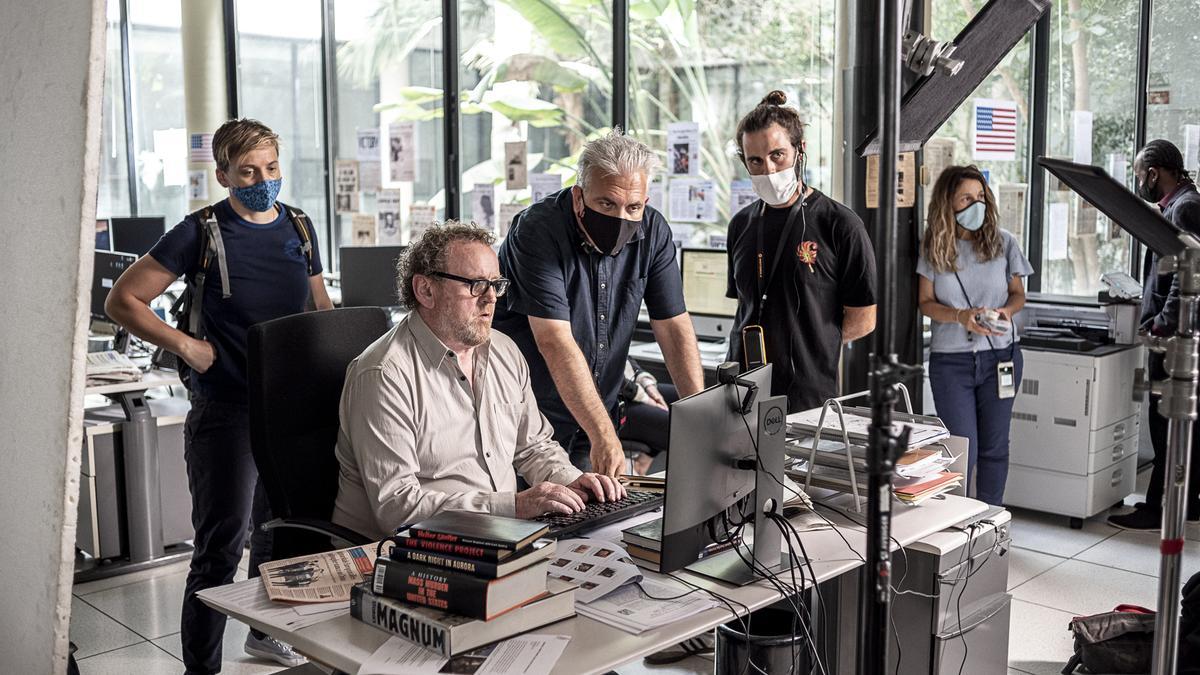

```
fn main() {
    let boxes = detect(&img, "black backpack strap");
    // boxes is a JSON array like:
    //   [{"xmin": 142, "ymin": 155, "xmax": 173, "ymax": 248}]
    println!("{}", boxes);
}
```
[
  {"xmin": 285, "ymin": 206, "xmax": 315, "ymax": 276},
  {"xmin": 182, "ymin": 205, "xmax": 228, "ymax": 340}
]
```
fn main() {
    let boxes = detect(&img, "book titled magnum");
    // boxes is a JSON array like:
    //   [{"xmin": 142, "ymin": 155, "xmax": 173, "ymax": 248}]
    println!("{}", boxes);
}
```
[{"xmin": 349, "ymin": 579, "xmax": 575, "ymax": 657}]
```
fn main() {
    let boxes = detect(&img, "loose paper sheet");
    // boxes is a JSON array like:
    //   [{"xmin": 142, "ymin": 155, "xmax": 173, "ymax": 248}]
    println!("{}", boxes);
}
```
[
  {"xmin": 529, "ymin": 173, "xmax": 562, "ymax": 203},
  {"xmin": 1048, "ymin": 202, "xmax": 1069, "ymax": 260},
  {"xmin": 357, "ymin": 128, "xmax": 381, "ymax": 162},
  {"xmin": 504, "ymin": 141, "xmax": 528, "ymax": 189},
  {"xmin": 471, "ymin": 183, "xmax": 496, "ymax": 232},
  {"xmin": 667, "ymin": 122, "xmax": 701, "ymax": 176},
  {"xmin": 1072, "ymin": 111, "xmax": 1094, "ymax": 165},
  {"xmin": 668, "ymin": 178, "xmax": 716, "ymax": 223},
  {"xmin": 388, "ymin": 122, "xmax": 416, "ymax": 183},
  {"xmin": 730, "ymin": 179, "xmax": 757, "ymax": 215},
  {"xmin": 377, "ymin": 190, "xmax": 403, "ymax": 245}
]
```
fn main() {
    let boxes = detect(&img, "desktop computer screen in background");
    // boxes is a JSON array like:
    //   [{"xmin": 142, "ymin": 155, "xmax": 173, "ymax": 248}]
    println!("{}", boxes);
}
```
[
  {"xmin": 95, "ymin": 219, "xmax": 111, "ymax": 252},
  {"xmin": 110, "ymin": 216, "xmax": 166, "ymax": 257},
  {"xmin": 680, "ymin": 248, "xmax": 738, "ymax": 341},
  {"xmin": 340, "ymin": 246, "xmax": 407, "ymax": 308},
  {"xmin": 92, "ymin": 251, "xmax": 137, "ymax": 322}
]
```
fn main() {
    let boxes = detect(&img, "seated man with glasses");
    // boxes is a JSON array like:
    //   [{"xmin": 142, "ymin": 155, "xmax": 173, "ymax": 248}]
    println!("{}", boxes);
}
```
[{"xmin": 331, "ymin": 221, "xmax": 623, "ymax": 540}]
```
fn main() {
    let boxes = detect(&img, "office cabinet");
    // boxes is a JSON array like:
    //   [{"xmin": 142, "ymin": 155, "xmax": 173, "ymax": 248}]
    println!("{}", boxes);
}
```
[
  {"xmin": 77, "ymin": 397, "xmax": 194, "ymax": 559},
  {"xmin": 888, "ymin": 508, "xmax": 1012, "ymax": 675},
  {"xmin": 1006, "ymin": 345, "xmax": 1142, "ymax": 526}
]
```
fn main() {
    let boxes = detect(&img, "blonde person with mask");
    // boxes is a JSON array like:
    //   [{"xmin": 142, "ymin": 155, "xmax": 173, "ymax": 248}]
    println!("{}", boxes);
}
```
[{"xmin": 917, "ymin": 165, "xmax": 1033, "ymax": 506}]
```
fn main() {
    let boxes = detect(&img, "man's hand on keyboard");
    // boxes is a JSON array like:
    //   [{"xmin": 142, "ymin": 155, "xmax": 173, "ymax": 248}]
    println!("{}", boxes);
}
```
[
  {"xmin": 515, "ymin": 482, "xmax": 585, "ymax": 518},
  {"xmin": 568, "ymin": 473, "xmax": 626, "ymax": 504}
]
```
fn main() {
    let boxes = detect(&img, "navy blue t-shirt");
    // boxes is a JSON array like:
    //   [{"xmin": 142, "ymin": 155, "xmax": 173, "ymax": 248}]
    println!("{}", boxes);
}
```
[
  {"xmin": 149, "ymin": 199, "xmax": 323, "ymax": 403},
  {"xmin": 492, "ymin": 188, "xmax": 686, "ymax": 438}
]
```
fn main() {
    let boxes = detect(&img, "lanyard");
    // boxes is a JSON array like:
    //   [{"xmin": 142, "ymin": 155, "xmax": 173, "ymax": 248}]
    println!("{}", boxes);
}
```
[
  {"xmin": 753, "ymin": 195, "xmax": 807, "ymax": 323},
  {"xmin": 952, "ymin": 269, "xmax": 1001, "ymax": 352}
]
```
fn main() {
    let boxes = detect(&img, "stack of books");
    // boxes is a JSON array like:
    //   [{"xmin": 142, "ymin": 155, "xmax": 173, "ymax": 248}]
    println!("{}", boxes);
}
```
[
  {"xmin": 620, "ymin": 517, "xmax": 738, "ymax": 570},
  {"xmin": 350, "ymin": 512, "xmax": 576, "ymax": 657}
]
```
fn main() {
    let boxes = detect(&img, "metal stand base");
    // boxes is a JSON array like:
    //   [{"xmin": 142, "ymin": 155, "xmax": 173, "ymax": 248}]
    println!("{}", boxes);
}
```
[
  {"xmin": 73, "ymin": 542, "xmax": 194, "ymax": 585},
  {"xmin": 687, "ymin": 539, "xmax": 799, "ymax": 587}
]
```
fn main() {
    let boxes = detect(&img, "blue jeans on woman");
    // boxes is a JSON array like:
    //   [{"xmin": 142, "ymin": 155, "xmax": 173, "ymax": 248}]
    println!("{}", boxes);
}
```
[{"xmin": 929, "ymin": 346, "xmax": 1023, "ymax": 506}]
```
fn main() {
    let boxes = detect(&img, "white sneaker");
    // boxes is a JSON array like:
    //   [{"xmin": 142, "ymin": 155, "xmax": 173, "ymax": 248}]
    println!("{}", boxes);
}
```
[{"xmin": 244, "ymin": 632, "xmax": 307, "ymax": 667}]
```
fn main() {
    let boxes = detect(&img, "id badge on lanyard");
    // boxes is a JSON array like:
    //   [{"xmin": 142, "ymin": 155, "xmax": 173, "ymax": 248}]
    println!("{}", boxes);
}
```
[{"xmin": 997, "ymin": 360, "xmax": 1016, "ymax": 399}]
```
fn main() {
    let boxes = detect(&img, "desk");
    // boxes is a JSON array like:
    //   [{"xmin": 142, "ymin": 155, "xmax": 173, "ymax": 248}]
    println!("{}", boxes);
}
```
[
  {"xmin": 77, "ymin": 368, "xmax": 191, "ymax": 583},
  {"xmin": 202, "ymin": 493, "xmax": 988, "ymax": 675},
  {"xmin": 628, "ymin": 340, "xmax": 729, "ymax": 388}
]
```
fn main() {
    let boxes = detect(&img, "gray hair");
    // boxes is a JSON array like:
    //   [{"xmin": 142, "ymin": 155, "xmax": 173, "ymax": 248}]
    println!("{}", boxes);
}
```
[
  {"xmin": 577, "ymin": 128, "xmax": 660, "ymax": 189},
  {"xmin": 396, "ymin": 220, "xmax": 496, "ymax": 310}
]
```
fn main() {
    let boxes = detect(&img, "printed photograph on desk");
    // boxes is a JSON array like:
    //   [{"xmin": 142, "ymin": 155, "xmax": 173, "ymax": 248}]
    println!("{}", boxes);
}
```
[{"xmin": 551, "ymin": 538, "xmax": 643, "ymax": 604}]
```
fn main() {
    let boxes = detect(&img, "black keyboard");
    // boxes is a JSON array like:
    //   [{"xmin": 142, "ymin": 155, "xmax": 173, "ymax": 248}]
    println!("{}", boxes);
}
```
[{"xmin": 534, "ymin": 489, "xmax": 663, "ymax": 538}]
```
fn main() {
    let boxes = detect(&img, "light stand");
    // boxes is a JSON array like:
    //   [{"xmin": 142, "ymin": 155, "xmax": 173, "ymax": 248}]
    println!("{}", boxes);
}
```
[
  {"xmin": 1037, "ymin": 157, "xmax": 1199, "ymax": 675},
  {"xmin": 1141, "ymin": 248, "xmax": 1200, "ymax": 675}
]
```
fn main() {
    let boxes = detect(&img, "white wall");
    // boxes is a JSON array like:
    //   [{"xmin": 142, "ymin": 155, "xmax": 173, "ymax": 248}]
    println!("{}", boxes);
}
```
[{"xmin": 0, "ymin": 0, "xmax": 106, "ymax": 672}]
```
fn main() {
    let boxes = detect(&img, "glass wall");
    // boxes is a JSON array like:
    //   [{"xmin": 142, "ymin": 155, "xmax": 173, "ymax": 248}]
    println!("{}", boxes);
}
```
[
  {"xmin": 333, "ymin": 0, "xmax": 445, "ymax": 255},
  {"xmin": 927, "ymin": 2, "xmax": 1032, "ymax": 247},
  {"xmin": 1039, "ymin": 0, "xmax": 1138, "ymax": 297},
  {"xmin": 1146, "ymin": 0, "xmax": 1200, "ymax": 166},
  {"xmin": 628, "ymin": 0, "xmax": 837, "ymax": 242},
  {"xmin": 455, "ymin": 0, "xmax": 613, "ymax": 232},
  {"xmin": 98, "ymin": 0, "xmax": 131, "ymax": 219},
  {"xmin": 125, "ymin": 0, "xmax": 189, "ymax": 224},
  {"xmin": 236, "ymin": 0, "xmax": 330, "ymax": 261}
]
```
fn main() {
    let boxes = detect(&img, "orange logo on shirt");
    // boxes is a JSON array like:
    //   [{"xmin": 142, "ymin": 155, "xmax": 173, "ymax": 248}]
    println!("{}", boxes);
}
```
[{"xmin": 797, "ymin": 241, "xmax": 819, "ymax": 272}]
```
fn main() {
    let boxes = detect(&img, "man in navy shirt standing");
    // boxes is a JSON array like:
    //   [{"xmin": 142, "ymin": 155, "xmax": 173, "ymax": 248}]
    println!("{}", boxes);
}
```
[
  {"xmin": 493, "ymin": 130, "xmax": 705, "ymax": 476},
  {"xmin": 106, "ymin": 119, "xmax": 332, "ymax": 673}
]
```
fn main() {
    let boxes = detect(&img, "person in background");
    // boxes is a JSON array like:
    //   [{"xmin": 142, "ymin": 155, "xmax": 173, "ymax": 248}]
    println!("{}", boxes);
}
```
[
  {"xmin": 917, "ymin": 165, "xmax": 1032, "ymax": 507},
  {"xmin": 617, "ymin": 358, "xmax": 678, "ymax": 474},
  {"xmin": 105, "ymin": 119, "xmax": 332, "ymax": 673},
  {"xmin": 493, "ymin": 130, "xmax": 705, "ymax": 476},
  {"xmin": 1109, "ymin": 139, "xmax": 1200, "ymax": 530},
  {"xmin": 726, "ymin": 90, "xmax": 877, "ymax": 412}
]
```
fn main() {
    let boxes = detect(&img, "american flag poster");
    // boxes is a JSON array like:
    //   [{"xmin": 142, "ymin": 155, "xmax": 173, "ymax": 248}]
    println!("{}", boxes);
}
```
[
  {"xmin": 971, "ymin": 99, "xmax": 1018, "ymax": 161},
  {"xmin": 189, "ymin": 132, "xmax": 213, "ymax": 164}
]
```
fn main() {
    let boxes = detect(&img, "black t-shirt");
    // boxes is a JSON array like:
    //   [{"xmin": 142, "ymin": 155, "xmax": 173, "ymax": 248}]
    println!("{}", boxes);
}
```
[
  {"xmin": 149, "ymin": 199, "xmax": 323, "ymax": 403},
  {"xmin": 725, "ymin": 189, "xmax": 876, "ymax": 412}
]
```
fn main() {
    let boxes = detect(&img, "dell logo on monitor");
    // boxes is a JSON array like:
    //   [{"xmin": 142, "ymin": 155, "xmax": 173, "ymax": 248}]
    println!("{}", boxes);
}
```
[{"xmin": 764, "ymin": 407, "xmax": 784, "ymax": 436}]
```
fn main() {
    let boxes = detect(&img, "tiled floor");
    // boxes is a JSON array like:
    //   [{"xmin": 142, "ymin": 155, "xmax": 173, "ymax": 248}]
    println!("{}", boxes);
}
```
[{"xmin": 70, "ymin": 468, "xmax": 1200, "ymax": 674}]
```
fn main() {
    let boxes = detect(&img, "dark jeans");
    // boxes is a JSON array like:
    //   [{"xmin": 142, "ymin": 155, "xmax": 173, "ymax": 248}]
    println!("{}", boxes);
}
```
[
  {"xmin": 1143, "ymin": 353, "xmax": 1200, "ymax": 515},
  {"xmin": 618, "ymin": 384, "xmax": 680, "ymax": 456},
  {"xmin": 929, "ymin": 347, "xmax": 1023, "ymax": 506},
  {"xmin": 181, "ymin": 397, "xmax": 273, "ymax": 674}
]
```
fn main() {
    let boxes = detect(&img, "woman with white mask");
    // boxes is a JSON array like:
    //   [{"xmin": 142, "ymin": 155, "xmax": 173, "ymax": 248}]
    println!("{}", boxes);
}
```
[
  {"xmin": 917, "ymin": 165, "xmax": 1033, "ymax": 506},
  {"xmin": 725, "ymin": 90, "xmax": 878, "ymax": 413}
]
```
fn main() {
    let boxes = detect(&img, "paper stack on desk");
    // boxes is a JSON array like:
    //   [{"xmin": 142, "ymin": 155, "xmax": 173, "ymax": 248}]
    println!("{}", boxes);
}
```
[
  {"xmin": 85, "ymin": 350, "xmax": 142, "ymax": 385},
  {"xmin": 893, "ymin": 448, "xmax": 962, "ymax": 505},
  {"xmin": 575, "ymin": 577, "xmax": 718, "ymax": 634}
]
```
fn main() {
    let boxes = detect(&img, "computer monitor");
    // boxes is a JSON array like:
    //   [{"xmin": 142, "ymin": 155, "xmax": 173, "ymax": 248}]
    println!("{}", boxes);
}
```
[
  {"xmin": 110, "ymin": 216, "xmax": 166, "ymax": 257},
  {"xmin": 340, "ymin": 245, "xmax": 407, "ymax": 307},
  {"xmin": 92, "ymin": 251, "xmax": 136, "ymax": 322},
  {"xmin": 660, "ymin": 364, "xmax": 792, "ymax": 585},
  {"xmin": 679, "ymin": 248, "xmax": 738, "ymax": 341}
]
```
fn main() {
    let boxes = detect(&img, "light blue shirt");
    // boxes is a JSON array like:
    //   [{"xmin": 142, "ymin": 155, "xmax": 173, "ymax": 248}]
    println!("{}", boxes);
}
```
[{"xmin": 917, "ymin": 229, "xmax": 1033, "ymax": 353}]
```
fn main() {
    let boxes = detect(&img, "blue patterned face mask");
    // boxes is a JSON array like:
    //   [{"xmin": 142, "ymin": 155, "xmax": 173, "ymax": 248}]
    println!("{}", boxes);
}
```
[{"xmin": 231, "ymin": 178, "xmax": 282, "ymax": 212}]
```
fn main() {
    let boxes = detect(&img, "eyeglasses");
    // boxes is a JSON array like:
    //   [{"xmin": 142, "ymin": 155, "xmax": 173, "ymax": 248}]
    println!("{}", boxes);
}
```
[{"xmin": 431, "ymin": 271, "xmax": 511, "ymax": 298}]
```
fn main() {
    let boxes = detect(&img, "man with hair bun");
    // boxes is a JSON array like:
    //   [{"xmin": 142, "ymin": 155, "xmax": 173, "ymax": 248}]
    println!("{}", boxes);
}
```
[
  {"xmin": 105, "ymin": 118, "xmax": 332, "ymax": 671},
  {"xmin": 1110, "ymin": 139, "xmax": 1200, "ymax": 530},
  {"xmin": 493, "ymin": 129, "xmax": 705, "ymax": 476},
  {"xmin": 331, "ymin": 222, "xmax": 622, "ymax": 540},
  {"xmin": 726, "ymin": 91, "xmax": 878, "ymax": 413}
]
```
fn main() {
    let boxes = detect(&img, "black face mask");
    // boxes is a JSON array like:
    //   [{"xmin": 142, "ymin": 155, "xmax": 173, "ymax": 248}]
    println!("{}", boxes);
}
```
[
  {"xmin": 578, "ymin": 202, "xmax": 641, "ymax": 256},
  {"xmin": 1137, "ymin": 170, "xmax": 1162, "ymax": 203}
]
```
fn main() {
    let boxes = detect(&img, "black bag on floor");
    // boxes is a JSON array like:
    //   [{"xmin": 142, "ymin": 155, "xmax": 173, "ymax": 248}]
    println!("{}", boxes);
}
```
[
  {"xmin": 1182, "ymin": 570, "xmax": 1200, "ymax": 674},
  {"xmin": 1062, "ymin": 604, "xmax": 1155, "ymax": 674}
]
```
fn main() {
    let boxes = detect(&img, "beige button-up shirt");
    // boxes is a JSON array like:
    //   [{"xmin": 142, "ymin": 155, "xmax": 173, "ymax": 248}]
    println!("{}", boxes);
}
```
[{"xmin": 331, "ymin": 309, "xmax": 582, "ymax": 541}]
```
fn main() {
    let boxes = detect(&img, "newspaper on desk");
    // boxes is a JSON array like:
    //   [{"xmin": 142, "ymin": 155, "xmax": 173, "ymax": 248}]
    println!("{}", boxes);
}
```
[
  {"xmin": 196, "ymin": 577, "xmax": 347, "ymax": 632},
  {"xmin": 575, "ymin": 577, "xmax": 719, "ymax": 634},
  {"xmin": 85, "ymin": 350, "xmax": 142, "ymax": 385},
  {"xmin": 258, "ymin": 542, "xmax": 378, "ymax": 603},
  {"xmin": 548, "ymin": 538, "xmax": 642, "ymax": 604}
]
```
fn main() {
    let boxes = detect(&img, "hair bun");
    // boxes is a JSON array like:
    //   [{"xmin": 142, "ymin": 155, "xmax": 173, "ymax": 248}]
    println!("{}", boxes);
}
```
[{"xmin": 761, "ymin": 90, "xmax": 788, "ymax": 106}]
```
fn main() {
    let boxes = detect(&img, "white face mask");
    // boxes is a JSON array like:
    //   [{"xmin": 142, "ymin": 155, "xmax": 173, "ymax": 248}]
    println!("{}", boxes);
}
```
[{"xmin": 749, "ymin": 161, "xmax": 800, "ymax": 207}]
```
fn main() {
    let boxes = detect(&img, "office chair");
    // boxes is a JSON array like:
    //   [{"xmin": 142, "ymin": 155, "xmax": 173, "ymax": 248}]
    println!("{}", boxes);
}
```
[{"xmin": 247, "ymin": 306, "xmax": 390, "ymax": 560}]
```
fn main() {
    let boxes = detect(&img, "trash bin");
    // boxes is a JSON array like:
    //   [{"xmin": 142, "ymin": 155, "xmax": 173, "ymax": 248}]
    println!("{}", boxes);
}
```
[{"xmin": 715, "ymin": 606, "xmax": 811, "ymax": 675}]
